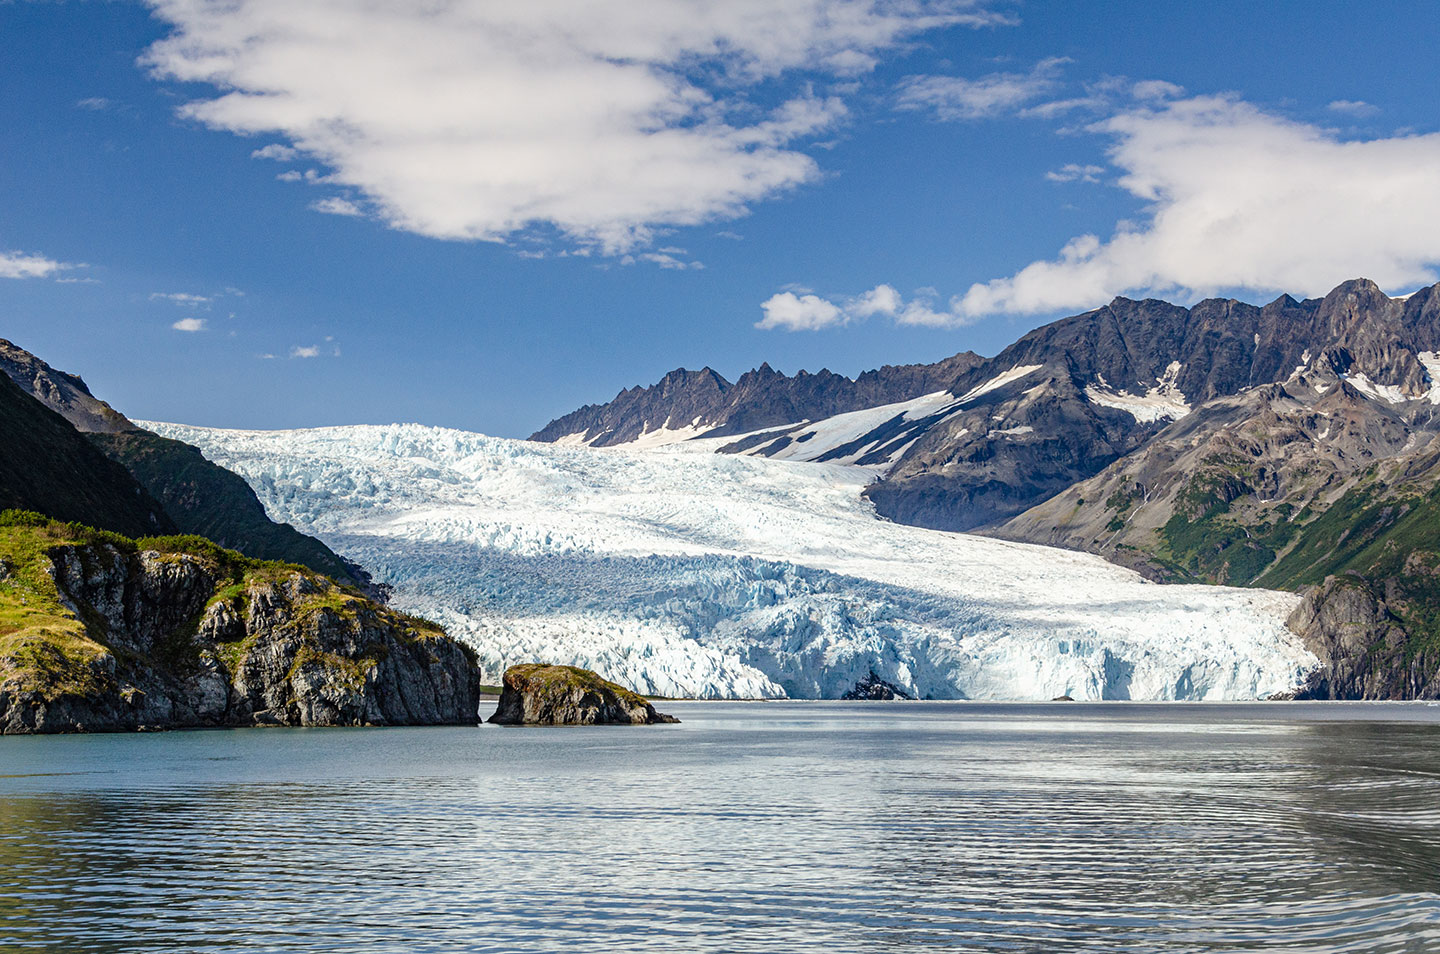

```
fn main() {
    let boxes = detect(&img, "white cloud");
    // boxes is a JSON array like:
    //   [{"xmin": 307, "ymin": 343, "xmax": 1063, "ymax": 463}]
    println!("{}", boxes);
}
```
[
  {"xmin": 290, "ymin": 345, "xmax": 320, "ymax": 358},
  {"xmin": 172, "ymin": 316, "xmax": 207, "ymax": 332},
  {"xmin": 310, "ymin": 197, "xmax": 364, "ymax": 217},
  {"xmin": 896, "ymin": 57, "xmax": 1069, "ymax": 120},
  {"xmin": 76, "ymin": 97, "xmax": 111, "ymax": 110},
  {"xmin": 141, "ymin": 0, "xmax": 1005, "ymax": 252},
  {"xmin": 1045, "ymin": 163, "xmax": 1105, "ymax": 183},
  {"xmin": 251, "ymin": 143, "xmax": 299, "ymax": 160},
  {"xmin": 757, "ymin": 282, "xmax": 977, "ymax": 330},
  {"xmin": 150, "ymin": 291, "xmax": 211, "ymax": 305},
  {"xmin": 756, "ymin": 291, "xmax": 846, "ymax": 331},
  {"xmin": 1328, "ymin": 99, "xmax": 1380, "ymax": 117},
  {"xmin": 0, "ymin": 251, "xmax": 74, "ymax": 280},
  {"xmin": 954, "ymin": 95, "xmax": 1440, "ymax": 319}
]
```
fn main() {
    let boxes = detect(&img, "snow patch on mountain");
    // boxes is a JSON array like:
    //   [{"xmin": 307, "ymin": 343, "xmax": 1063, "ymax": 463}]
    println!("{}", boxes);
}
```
[
  {"xmin": 956, "ymin": 364, "xmax": 1043, "ymax": 403},
  {"xmin": 1084, "ymin": 363, "xmax": 1191, "ymax": 423},
  {"xmin": 143, "ymin": 420, "xmax": 1314, "ymax": 701},
  {"xmin": 1343, "ymin": 371, "xmax": 1408, "ymax": 405}
]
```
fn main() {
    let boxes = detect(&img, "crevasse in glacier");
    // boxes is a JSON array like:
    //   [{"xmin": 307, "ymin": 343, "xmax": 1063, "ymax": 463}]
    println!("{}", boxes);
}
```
[{"xmin": 142, "ymin": 421, "xmax": 1317, "ymax": 700}]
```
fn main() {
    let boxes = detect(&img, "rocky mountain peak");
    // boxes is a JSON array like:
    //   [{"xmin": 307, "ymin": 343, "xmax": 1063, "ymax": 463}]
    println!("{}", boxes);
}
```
[{"xmin": 0, "ymin": 337, "xmax": 133, "ymax": 434}]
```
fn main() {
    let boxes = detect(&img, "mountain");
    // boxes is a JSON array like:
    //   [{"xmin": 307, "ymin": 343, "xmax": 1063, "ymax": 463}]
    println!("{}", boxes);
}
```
[
  {"xmin": 0, "ymin": 338, "xmax": 357, "ymax": 583},
  {"xmin": 0, "ymin": 511, "xmax": 479, "ymax": 733},
  {"xmin": 531, "ymin": 353, "xmax": 984, "ymax": 446},
  {"xmin": 0, "ymin": 370, "xmax": 174, "ymax": 537},
  {"xmin": 531, "ymin": 278, "xmax": 1440, "ymax": 699},
  {"xmin": 149, "ymin": 420, "xmax": 1311, "ymax": 702}
]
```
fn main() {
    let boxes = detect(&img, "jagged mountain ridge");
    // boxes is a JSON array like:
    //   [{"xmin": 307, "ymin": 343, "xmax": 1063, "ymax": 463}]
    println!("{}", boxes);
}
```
[
  {"xmin": 531, "ymin": 353, "xmax": 983, "ymax": 446},
  {"xmin": 0, "ymin": 337, "xmax": 357, "ymax": 583},
  {"xmin": 533, "ymin": 279, "xmax": 1440, "ymax": 533}
]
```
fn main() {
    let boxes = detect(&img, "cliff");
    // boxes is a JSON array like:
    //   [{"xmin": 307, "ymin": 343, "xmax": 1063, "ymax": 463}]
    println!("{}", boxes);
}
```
[{"xmin": 0, "ymin": 512, "xmax": 479, "ymax": 733}]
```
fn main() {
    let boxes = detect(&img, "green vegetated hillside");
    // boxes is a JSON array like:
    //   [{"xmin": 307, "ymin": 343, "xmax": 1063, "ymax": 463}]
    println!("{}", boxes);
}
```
[
  {"xmin": 995, "ymin": 368, "xmax": 1440, "ymax": 698},
  {"xmin": 91, "ymin": 429, "xmax": 358, "ymax": 583},
  {"xmin": 0, "ymin": 510, "xmax": 478, "ymax": 733},
  {"xmin": 0, "ymin": 372, "xmax": 175, "ymax": 538}
]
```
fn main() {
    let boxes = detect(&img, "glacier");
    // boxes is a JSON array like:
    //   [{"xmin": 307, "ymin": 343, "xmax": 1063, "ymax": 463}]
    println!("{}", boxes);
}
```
[{"xmin": 142, "ymin": 420, "xmax": 1317, "ymax": 701}]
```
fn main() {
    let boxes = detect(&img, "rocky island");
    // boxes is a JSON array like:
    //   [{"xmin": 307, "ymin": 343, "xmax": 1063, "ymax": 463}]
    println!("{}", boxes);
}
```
[
  {"xmin": 488, "ymin": 663, "xmax": 679, "ymax": 725},
  {"xmin": 0, "ymin": 511, "xmax": 480, "ymax": 733}
]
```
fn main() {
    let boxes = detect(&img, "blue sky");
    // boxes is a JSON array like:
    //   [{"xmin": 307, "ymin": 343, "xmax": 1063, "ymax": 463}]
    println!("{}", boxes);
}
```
[{"xmin": 3, "ymin": 0, "xmax": 1439, "ymax": 436}]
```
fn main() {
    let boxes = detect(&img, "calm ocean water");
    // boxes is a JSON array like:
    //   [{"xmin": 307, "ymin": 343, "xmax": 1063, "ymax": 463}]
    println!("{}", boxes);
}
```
[{"xmin": 2, "ymin": 701, "xmax": 1439, "ymax": 952}]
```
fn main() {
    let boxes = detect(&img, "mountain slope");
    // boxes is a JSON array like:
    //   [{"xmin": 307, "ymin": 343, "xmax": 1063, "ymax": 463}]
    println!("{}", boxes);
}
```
[
  {"xmin": 148, "ymin": 420, "xmax": 1312, "ymax": 702},
  {"xmin": 0, "ymin": 372, "xmax": 174, "ymax": 537},
  {"xmin": 0, "ymin": 337, "xmax": 357, "ymax": 582},
  {"xmin": 987, "ymin": 281, "xmax": 1440, "ymax": 698}
]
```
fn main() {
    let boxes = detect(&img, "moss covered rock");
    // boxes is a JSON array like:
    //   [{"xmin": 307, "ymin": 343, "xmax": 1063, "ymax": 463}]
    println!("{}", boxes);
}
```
[
  {"xmin": 488, "ymin": 664, "xmax": 679, "ymax": 725},
  {"xmin": 0, "ymin": 512, "xmax": 480, "ymax": 733}
]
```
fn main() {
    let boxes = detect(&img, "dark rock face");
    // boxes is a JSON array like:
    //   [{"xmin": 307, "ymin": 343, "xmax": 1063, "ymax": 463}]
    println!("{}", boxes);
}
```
[
  {"xmin": 1288, "ymin": 577, "xmax": 1440, "ymax": 700},
  {"xmin": 488, "ymin": 664, "xmax": 679, "ymax": 725},
  {"xmin": 873, "ymin": 279, "xmax": 1440, "ymax": 532},
  {"xmin": 530, "ymin": 353, "xmax": 983, "ymax": 446},
  {"xmin": 0, "ymin": 542, "xmax": 479, "ymax": 733},
  {"xmin": 841, "ymin": 671, "xmax": 910, "ymax": 700},
  {"xmin": 0, "ymin": 372, "xmax": 175, "ymax": 537}
]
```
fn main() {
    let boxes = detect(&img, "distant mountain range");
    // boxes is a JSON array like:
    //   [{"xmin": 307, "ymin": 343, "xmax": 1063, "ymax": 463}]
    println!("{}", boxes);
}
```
[{"xmin": 533, "ymin": 278, "xmax": 1440, "ymax": 699}]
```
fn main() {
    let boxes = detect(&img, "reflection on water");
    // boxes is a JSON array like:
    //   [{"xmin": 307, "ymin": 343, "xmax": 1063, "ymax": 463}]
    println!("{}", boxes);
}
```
[{"xmin": 1, "ymin": 702, "xmax": 1439, "ymax": 952}]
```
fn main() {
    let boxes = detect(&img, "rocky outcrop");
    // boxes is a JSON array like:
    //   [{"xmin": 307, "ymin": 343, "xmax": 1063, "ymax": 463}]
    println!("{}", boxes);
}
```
[
  {"xmin": 488, "ymin": 664, "xmax": 679, "ymax": 725},
  {"xmin": 1288, "ymin": 576, "xmax": 1440, "ymax": 700},
  {"xmin": 0, "ymin": 520, "xmax": 480, "ymax": 733},
  {"xmin": 841, "ymin": 671, "xmax": 911, "ymax": 700}
]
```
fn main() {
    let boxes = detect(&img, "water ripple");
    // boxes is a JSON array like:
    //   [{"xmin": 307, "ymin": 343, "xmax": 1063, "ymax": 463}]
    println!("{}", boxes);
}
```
[{"xmin": 1, "ymin": 702, "xmax": 1439, "ymax": 952}]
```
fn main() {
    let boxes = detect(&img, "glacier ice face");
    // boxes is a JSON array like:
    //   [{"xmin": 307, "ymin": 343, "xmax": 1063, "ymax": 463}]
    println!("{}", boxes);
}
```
[{"xmin": 142, "ymin": 420, "xmax": 1316, "ymax": 701}]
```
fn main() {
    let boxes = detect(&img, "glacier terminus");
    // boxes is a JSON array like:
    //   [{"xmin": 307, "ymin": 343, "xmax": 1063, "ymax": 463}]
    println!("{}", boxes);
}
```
[{"xmin": 145, "ymin": 421, "xmax": 1316, "ymax": 701}]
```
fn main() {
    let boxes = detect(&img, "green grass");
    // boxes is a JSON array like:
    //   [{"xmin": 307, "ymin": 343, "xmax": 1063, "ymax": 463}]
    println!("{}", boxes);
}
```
[
  {"xmin": 0, "ymin": 510, "xmax": 441, "ymax": 709},
  {"xmin": 503, "ymin": 663, "xmax": 652, "ymax": 706}
]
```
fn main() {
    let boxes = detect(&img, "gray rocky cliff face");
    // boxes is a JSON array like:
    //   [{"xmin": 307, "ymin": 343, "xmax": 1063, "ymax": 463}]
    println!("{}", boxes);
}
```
[
  {"xmin": 1287, "ymin": 577, "xmax": 1440, "ymax": 700},
  {"xmin": 0, "ymin": 544, "xmax": 479, "ymax": 733},
  {"xmin": 488, "ymin": 664, "xmax": 679, "ymax": 725}
]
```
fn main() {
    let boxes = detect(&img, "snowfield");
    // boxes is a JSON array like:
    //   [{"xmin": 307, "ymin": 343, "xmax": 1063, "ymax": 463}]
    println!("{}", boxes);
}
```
[{"xmin": 144, "ymin": 421, "xmax": 1316, "ymax": 701}]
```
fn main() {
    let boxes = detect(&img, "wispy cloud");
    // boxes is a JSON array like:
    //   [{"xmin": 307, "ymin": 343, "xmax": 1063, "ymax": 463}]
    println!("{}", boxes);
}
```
[
  {"xmin": 251, "ymin": 143, "xmax": 299, "ymax": 160},
  {"xmin": 309, "ymin": 197, "xmax": 364, "ymax": 217},
  {"xmin": 289, "ymin": 345, "xmax": 320, "ymax": 359},
  {"xmin": 757, "ymin": 282, "xmax": 975, "ymax": 331},
  {"xmin": 1045, "ymin": 163, "xmax": 1105, "ymax": 183},
  {"xmin": 172, "ymin": 317, "xmax": 207, "ymax": 332},
  {"xmin": 0, "ymin": 250, "xmax": 75, "ymax": 280},
  {"xmin": 1327, "ymin": 99, "xmax": 1380, "ymax": 117},
  {"xmin": 150, "ymin": 291, "xmax": 212, "ymax": 305},
  {"xmin": 75, "ymin": 97, "xmax": 111, "ymax": 111},
  {"xmin": 896, "ymin": 57, "xmax": 1070, "ymax": 121},
  {"xmin": 142, "ymin": 0, "xmax": 1010, "ymax": 253}
]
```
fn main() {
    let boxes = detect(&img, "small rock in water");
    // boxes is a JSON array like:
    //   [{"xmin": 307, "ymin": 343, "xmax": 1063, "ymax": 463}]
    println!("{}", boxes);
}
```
[
  {"xmin": 1052, "ymin": 695, "xmax": 1076, "ymax": 702},
  {"xmin": 841, "ymin": 671, "xmax": 911, "ymax": 700},
  {"xmin": 487, "ymin": 664, "xmax": 680, "ymax": 725}
]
